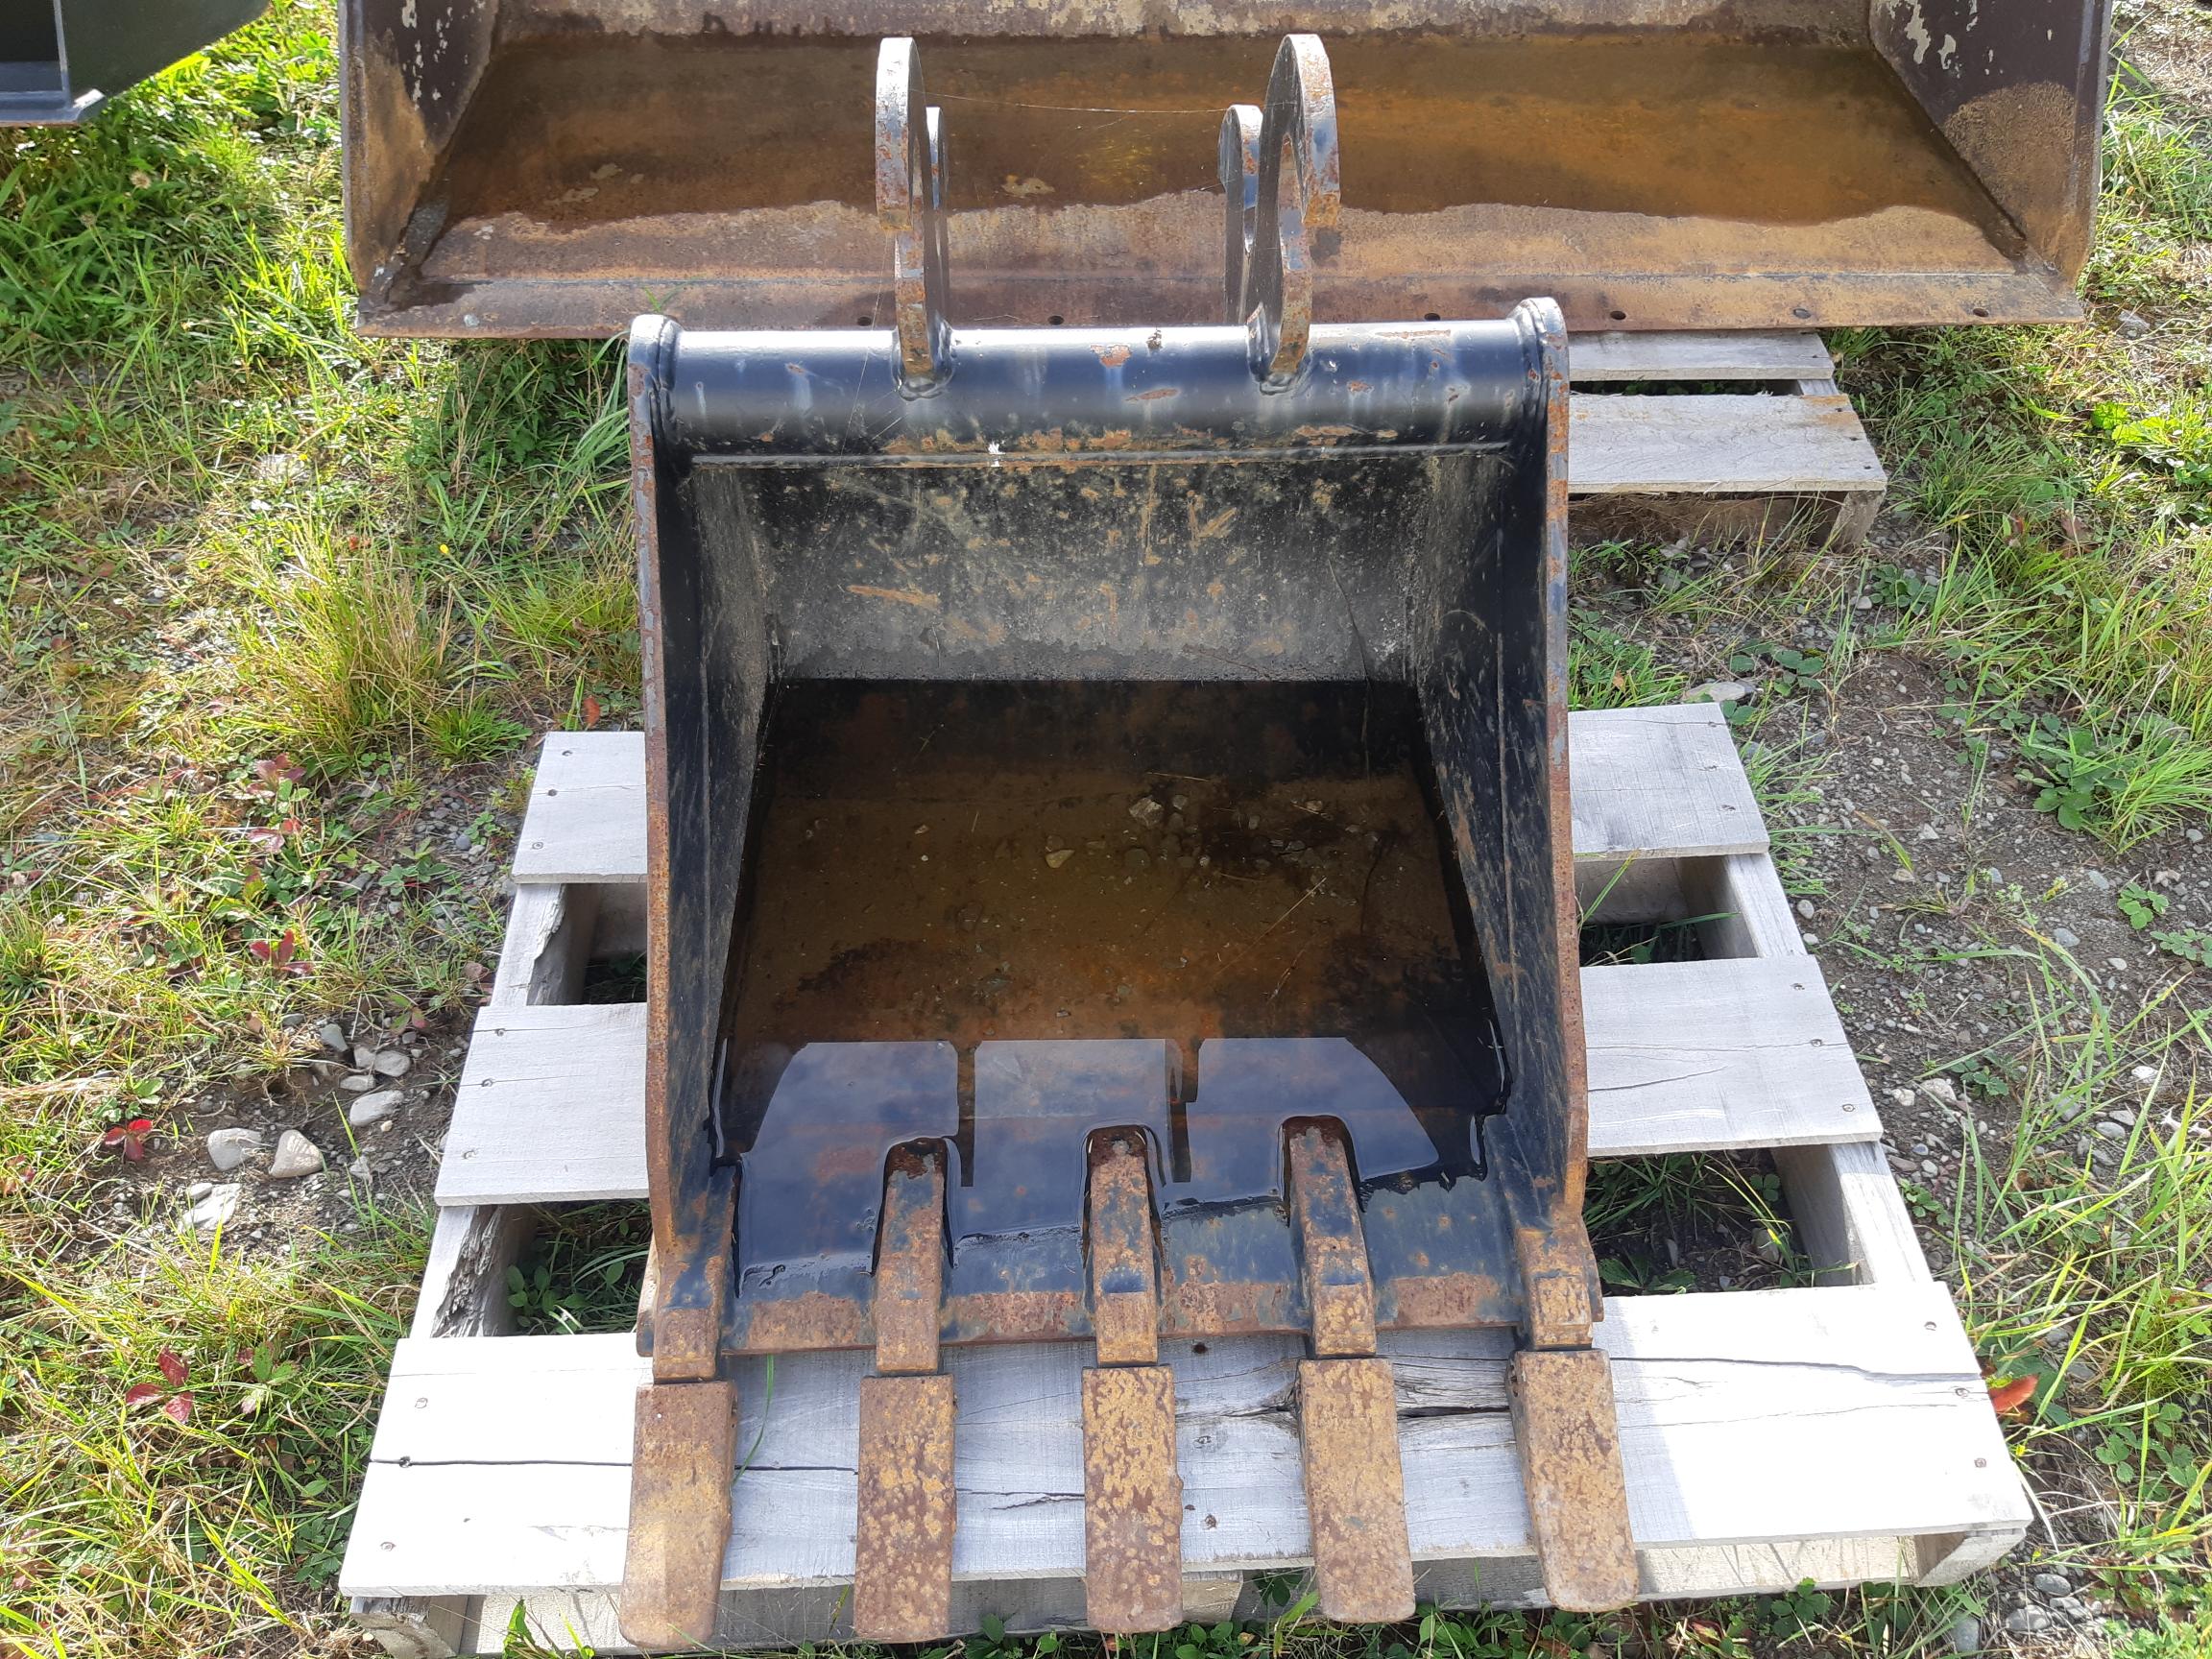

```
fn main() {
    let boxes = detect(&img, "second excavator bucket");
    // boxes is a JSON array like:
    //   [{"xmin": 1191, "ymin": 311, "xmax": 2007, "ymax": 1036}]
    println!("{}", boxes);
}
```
[
  {"xmin": 616, "ymin": 36, "xmax": 1637, "ymax": 1649},
  {"xmin": 343, "ymin": 0, "xmax": 2109, "ymax": 337}
]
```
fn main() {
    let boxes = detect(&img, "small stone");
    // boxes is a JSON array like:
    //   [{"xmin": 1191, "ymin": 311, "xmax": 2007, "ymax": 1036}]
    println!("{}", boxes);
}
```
[
  {"xmin": 1946, "ymin": 1615, "xmax": 1983, "ymax": 1654},
  {"xmin": 2096, "ymin": 1119, "xmax": 2129, "ymax": 1141},
  {"xmin": 1853, "ymin": 593, "xmax": 1874, "ymax": 610},
  {"xmin": 2053, "ymin": 926, "xmax": 2081, "ymax": 950},
  {"xmin": 1922, "ymin": 1076, "xmax": 1959, "ymax": 1105},
  {"xmin": 185, "ymin": 1184, "xmax": 241, "ymax": 1232},
  {"xmin": 1170, "ymin": 795, "xmax": 1188, "ymax": 810},
  {"xmin": 373, "ymin": 1048, "xmax": 411, "ymax": 1078},
  {"xmin": 1127, "ymin": 796, "xmax": 1165, "ymax": 828},
  {"xmin": 1888, "ymin": 1087, "xmax": 1916, "ymax": 1107},
  {"xmin": 338, "ymin": 1073, "xmax": 375, "ymax": 1093},
  {"xmin": 349, "ymin": 1091, "xmax": 404, "ymax": 1128},
  {"xmin": 352, "ymin": 1044, "xmax": 377, "ymax": 1070},
  {"xmin": 2032, "ymin": 1572, "xmax": 2072, "ymax": 1598},
  {"xmin": 2108, "ymin": 1107, "xmax": 2137, "ymax": 1127},
  {"xmin": 1115, "ymin": 984, "xmax": 1135, "ymax": 1001},
  {"xmin": 1124, "ymin": 848, "xmax": 1150, "ymax": 873},
  {"xmin": 1916, "ymin": 824, "xmax": 1940, "ymax": 842},
  {"xmin": 1795, "ymin": 899, "xmax": 1816, "ymax": 920},
  {"xmin": 2054, "ymin": 1598, "xmax": 2087, "ymax": 1620},
  {"xmin": 2083, "ymin": 869, "xmax": 2112, "ymax": 892},
  {"xmin": 2002, "ymin": 1607, "xmax": 2050, "ymax": 1636},
  {"xmin": 1891, "ymin": 866, "xmax": 1917, "ymax": 884},
  {"xmin": 349, "ymin": 1156, "xmax": 374, "ymax": 1184},
  {"xmin": 1921, "ymin": 1159, "xmax": 1940, "ymax": 1175},
  {"xmin": 2116, "ymin": 309, "xmax": 2152, "ymax": 339},
  {"xmin": 186, "ymin": 1180, "xmax": 214, "ymax": 1201},
  {"xmin": 2131, "ymin": 1065, "xmax": 2159, "ymax": 1086},
  {"xmin": 318, "ymin": 1021, "xmax": 348, "ymax": 1053},
  {"xmin": 1046, "ymin": 848, "xmax": 1074, "ymax": 869},
  {"xmin": 1682, "ymin": 680, "xmax": 1755, "ymax": 706},
  {"xmin": 1753, "ymin": 1232, "xmax": 1781, "ymax": 1264},
  {"xmin": 268, "ymin": 1130, "xmax": 325, "ymax": 1179},
  {"xmin": 2188, "ymin": 829, "xmax": 2203, "ymax": 844},
  {"xmin": 205, "ymin": 1127, "xmax": 264, "ymax": 1172}
]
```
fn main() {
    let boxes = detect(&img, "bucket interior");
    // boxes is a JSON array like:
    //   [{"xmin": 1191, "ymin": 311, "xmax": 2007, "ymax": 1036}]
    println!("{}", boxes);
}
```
[{"xmin": 348, "ymin": 1, "xmax": 2102, "ymax": 334}]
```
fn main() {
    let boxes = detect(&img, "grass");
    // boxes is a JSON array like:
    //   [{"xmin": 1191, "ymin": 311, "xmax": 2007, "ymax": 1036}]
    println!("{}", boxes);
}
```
[{"xmin": 3, "ymin": 6, "xmax": 2211, "ymax": 1656}]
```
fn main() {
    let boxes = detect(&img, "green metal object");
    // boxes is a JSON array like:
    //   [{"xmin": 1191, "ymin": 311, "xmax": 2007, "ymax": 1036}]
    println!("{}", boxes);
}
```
[{"xmin": 1, "ymin": 0, "xmax": 269, "ymax": 125}]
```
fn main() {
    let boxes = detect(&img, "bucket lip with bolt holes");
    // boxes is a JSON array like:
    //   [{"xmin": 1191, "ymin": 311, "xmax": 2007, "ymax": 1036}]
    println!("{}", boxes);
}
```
[
  {"xmin": 340, "ymin": 0, "xmax": 2110, "ymax": 337},
  {"xmin": 617, "ymin": 34, "xmax": 1634, "ymax": 1647}
]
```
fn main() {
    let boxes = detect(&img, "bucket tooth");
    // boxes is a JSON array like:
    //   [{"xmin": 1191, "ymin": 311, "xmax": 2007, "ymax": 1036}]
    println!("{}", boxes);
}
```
[
  {"xmin": 1082, "ymin": 1365, "xmax": 1184, "ymax": 1632},
  {"xmin": 1510, "ymin": 1349, "xmax": 1638, "ymax": 1612},
  {"xmin": 1286, "ymin": 1125, "xmax": 1413, "ymax": 1623},
  {"xmin": 1082, "ymin": 1134, "xmax": 1182, "ymax": 1632},
  {"xmin": 1298, "ymin": 1358, "xmax": 1415, "ymax": 1623},
  {"xmin": 1510, "ymin": 1221, "xmax": 1638, "ymax": 1610},
  {"xmin": 854, "ymin": 1373, "xmax": 958, "ymax": 1643},
  {"xmin": 619, "ymin": 1378, "xmax": 737, "ymax": 1649},
  {"xmin": 854, "ymin": 1144, "xmax": 956, "ymax": 1642}
]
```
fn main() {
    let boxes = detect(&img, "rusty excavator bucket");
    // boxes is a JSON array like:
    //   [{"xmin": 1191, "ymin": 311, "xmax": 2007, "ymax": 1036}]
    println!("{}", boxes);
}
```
[
  {"xmin": 618, "ymin": 36, "xmax": 1637, "ymax": 1649},
  {"xmin": 343, "ymin": 0, "xmax": 2110, "ymax": 337}
]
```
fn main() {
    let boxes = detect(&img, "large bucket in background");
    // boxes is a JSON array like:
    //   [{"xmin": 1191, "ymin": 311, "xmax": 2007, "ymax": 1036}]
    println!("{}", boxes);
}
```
[
  {"xmin": 341, "ymin": 0, "xmax": 2110, "ymax": 337},
  {"xmin": 2, "ymin": 0, "xmax": 267, "ymax": 124},
  {"xmin": 613, "ymin": 37, "xmax": 1636, "ymax": 1652}
]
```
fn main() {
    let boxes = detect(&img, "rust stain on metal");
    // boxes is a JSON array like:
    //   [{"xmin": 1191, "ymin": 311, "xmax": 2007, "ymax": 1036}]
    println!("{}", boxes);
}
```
[
  {"xmin": 1297, "ymin": 1358, "xmax": 1414, "ymax": 1623},
  {"xmin": 618, "ymin": 1378, "xmax": 737, "ymax": 1648},
  {"xmin": 1089, "ymin": 1136, "xmax": 1161, "ymax": 1367},
  {"xmin": 1382, "ymin": 1269, "xmax": 1511, "ymax": 1329},
  {"xmin": 1515, "ymin": 1221, "xmax": 1599, "ymax": 1350},
  {"xmin": 1094, "ymin": 343, "xmax": 1133, "ymax": 368},
  {"xmin": 1082, "ymin": 1365, "xmax": 1184, "ymax": 1632},
  {"xmin": 1509, "ymin": 1348, "xmax": 1638, "ymax": 1612},
  {"xmin": 873, "ymin": 1146, "xmax": 946, "ymax": 1376},
  {"xmin": 730, "ymin": 1289, "xmax": 869, "ymax": 1356},
  {"xmin": 853, "ymin": 1372, "xmax": 958, "ymax": 1644},
  {"xmin": 942, "ymin": 1287, "xmax": 1086, "ymax": 1343},
  {"xmin": 1287, "ymin": 1126, "xmax": 1377, "ymax": 1358},
  {"xmin": 1124, "ymin": 386, "xmax": 1181, "ymax": 403}
]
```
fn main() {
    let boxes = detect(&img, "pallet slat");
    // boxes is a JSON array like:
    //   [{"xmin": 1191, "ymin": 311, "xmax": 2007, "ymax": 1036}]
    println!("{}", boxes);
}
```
[
  {"xmin": 1568, "ymin": 332, "xmax": 1835, "ymax": 384},
  {"xmin": 343, "ymin": 1285, "xmax": 2023, "ymax": 1600},
  {"xmin": 1569, "ymin": 395, "xmax": 1887, "ymax": 497},
  {"xmin": 434, "ymin": 952, "xmax": 1878, "ymax": 1206}
]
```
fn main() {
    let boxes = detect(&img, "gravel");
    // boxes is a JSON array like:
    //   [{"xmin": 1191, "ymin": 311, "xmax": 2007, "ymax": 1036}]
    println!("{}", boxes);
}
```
[{"xmin": 349, "ymin": 1091, "xmax": 404, "ymax": 1128}]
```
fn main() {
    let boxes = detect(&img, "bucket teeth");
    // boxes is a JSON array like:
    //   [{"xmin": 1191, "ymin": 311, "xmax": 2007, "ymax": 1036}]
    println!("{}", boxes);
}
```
[
  {"xmin": 854, "ymin": 1373, "xmax": 959, "ymax": 1642},
  {"xmin": 853, "ymin": 1144, "xmax": 956, "ymax": 1642},
  {"xmin": 618, "ymin": 1378, "xmax": 738, "ymax": 1649},
  {"xmin": 1510, "ymin": 1348, "xmax": 1639, "ymax": 1612},
  {"xmin": 1286, "ymin": 1125, "xmax": 1415, "ymax": 1622},
  {"xmin": 1082, "ymin": 1135, "xmax": 1182, "ymax": 1631},
  {"xmin": 1082, "ymin": 1365, "xmax": 1184, "ymax": 1631},
  {"xmin": 1298, "ymin": 1358, "xmax": 1416, "ymax": 1623}
]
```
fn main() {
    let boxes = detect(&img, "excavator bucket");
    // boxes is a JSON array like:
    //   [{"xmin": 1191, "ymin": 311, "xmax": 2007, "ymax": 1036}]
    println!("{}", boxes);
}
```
[
  {"xmin": 618, "ymin": 37, "xmax": 1637, "ymax": 1648},
  {"xmin": 343, "ymin": 0, "xmax": 2109, "ymax": 337},
  {"xmin": 3, "ymin": 0, "xmax": 266, "ymax": 124}
]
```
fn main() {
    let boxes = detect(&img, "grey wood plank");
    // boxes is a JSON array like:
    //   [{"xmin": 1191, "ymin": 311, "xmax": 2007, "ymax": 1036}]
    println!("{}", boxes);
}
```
[
  {"xmin": 341, "ymin": 1284, "xmax": 2025, "ymax": 1599},
  {"xmin": 1569, "ymin": 332, "xmax": 1834, "ymax": 384},
  {"xmin": 1583, "ymin": 957, "xmax": 1878, "ymax": 1154},
  {"xmin": 1571, "ymin": 394, "xmax": 1888, "ymax": 496},
  {"xmin": 436, "ymin": 1003, "xmax": 647, "ymax": 1205},
  {"xmin": 512, "ymin": 733, "xmax": 648, "ymax": 884},
  {"xmin": 1569, "ymin": 704, "xmax": 1766, "ymax": 861}
]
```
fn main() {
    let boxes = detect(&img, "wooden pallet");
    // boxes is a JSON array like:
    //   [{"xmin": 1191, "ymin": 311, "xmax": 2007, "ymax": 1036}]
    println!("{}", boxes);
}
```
[
  {"xmin": 1567, "ymin": 330, "xmax": 1885, "ymax": 543},
  {"xmin": 344, "ymin": 694, "xmax": 2024, "ymax": 1658}
]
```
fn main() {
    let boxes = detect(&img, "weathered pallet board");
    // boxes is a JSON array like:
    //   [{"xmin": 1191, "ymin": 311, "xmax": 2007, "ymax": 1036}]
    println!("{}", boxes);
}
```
[
  {"xmin": 349, "ymin": 1285, "xmax": 2016, "ymax": 1599},
  {"xmin": 1568, "ymin": 331, "xmax": 1836, "ymax": 384},
  {"xmin": 1569, "ymin": 395, "xmax": 1887, "ymax": 497}
]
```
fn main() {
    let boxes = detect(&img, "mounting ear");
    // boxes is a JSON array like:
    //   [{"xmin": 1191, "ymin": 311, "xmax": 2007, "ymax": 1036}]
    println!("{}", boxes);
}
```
[
  {"xmin": 1223, "ymin": 36, "xmax": 1339, "ymax": 388},
  {"xmin": 877, "ymin": 36, "xmax": 952, "ymax": 393}
]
